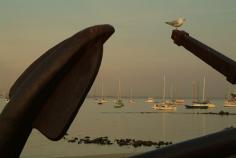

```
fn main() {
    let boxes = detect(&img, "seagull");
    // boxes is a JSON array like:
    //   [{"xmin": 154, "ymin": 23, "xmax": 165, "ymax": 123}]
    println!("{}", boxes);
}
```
[{"xmin": 165, "ymin": 18, "xmax": 186, "ymax": 29}]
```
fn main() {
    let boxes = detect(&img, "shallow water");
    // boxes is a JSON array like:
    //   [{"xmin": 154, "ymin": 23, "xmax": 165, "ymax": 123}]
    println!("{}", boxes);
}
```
[{"xmin": 1, "ymin": 98, "xmax": 236, "ymax": 157}]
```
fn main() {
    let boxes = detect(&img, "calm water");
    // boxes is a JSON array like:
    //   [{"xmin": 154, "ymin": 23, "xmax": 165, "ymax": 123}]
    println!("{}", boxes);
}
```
[{"xmin": 1, "ymin": 98, "xmax": 236, "ymax": 157}]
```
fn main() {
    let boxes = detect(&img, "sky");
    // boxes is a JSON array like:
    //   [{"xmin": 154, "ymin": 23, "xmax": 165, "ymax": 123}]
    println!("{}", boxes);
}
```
[{"xmin": 0, "ymin": 0, "xmax": 236, "ymax": 98}]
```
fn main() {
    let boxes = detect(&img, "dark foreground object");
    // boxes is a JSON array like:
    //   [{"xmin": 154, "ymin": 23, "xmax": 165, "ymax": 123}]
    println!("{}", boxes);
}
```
[
  {"xmin": 171, "ymin": 30, "xmax": 236, "ymax": 84},
  {"xmin": 0, "ymin": 24, "xmax": 114, "ymax": 157},
  {"xmin": 131, "ymin": 128, "xmax": 236, "ymax": 158},
  {"xmin": 131, "ymin": 31, "xmax": 236, "ymax": 158}
]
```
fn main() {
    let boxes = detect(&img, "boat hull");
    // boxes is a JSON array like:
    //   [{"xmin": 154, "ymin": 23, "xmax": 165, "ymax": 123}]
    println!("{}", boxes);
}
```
[
  {"xmin": 224, "ymin": 101, "xmax": 236, "ymax": 107},
  {"xmin": 185, "ymin": 104, "xmax": 208, "ymax": 109},
  {"xmin": 152, "ymin": 103, "xmax": 176, "ymax": 111}
]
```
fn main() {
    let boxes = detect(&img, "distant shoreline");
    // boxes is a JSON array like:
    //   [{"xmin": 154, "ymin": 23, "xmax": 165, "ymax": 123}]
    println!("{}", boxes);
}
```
[
  {"xmin": 101, "ymin": 110, "xmax": 236, "ymax": 116},
  {"xmin": 86, "ymin": 96, "xmax": 226, "ymax": 99}
]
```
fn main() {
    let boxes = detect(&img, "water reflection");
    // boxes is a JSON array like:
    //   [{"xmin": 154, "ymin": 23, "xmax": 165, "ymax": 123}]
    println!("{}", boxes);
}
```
[
  {"xmin": 162, "ymin": 113, "xmax": 166, "ymax": 141},
  {"xmin": 202, "ymin": 115, "xmax": 206, "ymax": 136}
]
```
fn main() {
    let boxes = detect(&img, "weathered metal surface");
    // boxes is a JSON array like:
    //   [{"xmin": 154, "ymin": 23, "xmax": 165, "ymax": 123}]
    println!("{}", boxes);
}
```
[
  {"xmin": 171, "ymin": 30, "xmax": 236, "ymax": 84},
  {"xmin": 0, "ymin": 24, "xmax": 114, "ymax": 157}
]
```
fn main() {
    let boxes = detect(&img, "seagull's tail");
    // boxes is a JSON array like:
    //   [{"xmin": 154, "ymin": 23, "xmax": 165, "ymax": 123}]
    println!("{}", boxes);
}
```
[{"xmin": 165, "ymin": 22, "xmax": 170, "ymax": 25}]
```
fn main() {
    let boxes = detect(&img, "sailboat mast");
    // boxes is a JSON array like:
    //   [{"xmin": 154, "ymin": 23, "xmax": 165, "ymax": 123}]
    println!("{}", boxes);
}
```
[
  {"xmin": 118, "ymin": 80, "xmax": 121, "ymax": 100},
  {"xmin": 203, "ymin": 76, "xmax": 206, "ymax": 101},
  {"xmin": 196, "ymin": 81, "xmax": 199, "ymax": 101},
  {"xmin": 163, "ymin": 74, "xmax": 166, "ymax": 101},
  {"xmin": 192, "ymin": 81, "xmax": 195, "ymax": 102},
  {"xmin": 93, "ymin": 83, "xmax": 97, "ymax": 98},
  {"xmin": 101, "ymin": 79, "xmax": 104, "ymax": 100},
  {"xmin": 227, "ymin": 84, "xmax": 231, "ymax": 100},
  {"xmin": 130, "ymin": 88, "xmax": 133, "ymax": 100},
  {"xmin": 170, "ymin": 83, "xmax": 173, "ymax": 100}
]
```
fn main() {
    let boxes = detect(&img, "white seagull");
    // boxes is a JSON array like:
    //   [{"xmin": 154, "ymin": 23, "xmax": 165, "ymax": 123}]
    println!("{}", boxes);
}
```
[{"xmin": 165, "ymin": 18, "xmax": 186, "ymax": 29}]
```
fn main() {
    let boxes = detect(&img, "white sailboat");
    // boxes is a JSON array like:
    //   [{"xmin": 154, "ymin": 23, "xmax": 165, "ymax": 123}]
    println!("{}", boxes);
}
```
[
  {"xmin": 128, "ymin": 88, "xmax": 135, "ymax": 104},
  {"xmin": 185, "ymin": 77, "xmax": 215, "ymax": 109},
  {"xmin": 224, "ymin": 86, "xmax": 236, "ymax": 107},
  {"xmin": 224, "ymin": 97, "xmax": 236, "ymax": 107},
  {"xmin": 144, "ymin": 97, "xmax": 155, "ymax": 103},
  {"xmin": 172, "ymin": 86, "xmax": 185, "ymax": 105},
  {"xmin": 152, "ymin": 74, "xmax": 176, "ymax": 111},
  {"xmin": 114, "ymin": 80, "xmax": 124, "ymax": 108},
  {"xmin": 97, "ymin": 79, "xmax": 108, "ymax": 104},
  {"xmin": 92, "ymin": 83, "xmax": 98, "ymax": 101}
]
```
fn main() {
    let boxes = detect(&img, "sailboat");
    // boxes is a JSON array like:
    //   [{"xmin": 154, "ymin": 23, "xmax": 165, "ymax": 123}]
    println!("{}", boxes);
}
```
[
  {"xmin": 114, "ymin": 80, "xmax": 124, "ymax": 108},
  {"xmin": 144, "ymin": 97, "xmax": 155, "ymax": 103},
  {"xmin": 128, "ymin": 88, "xmax": 135, "ymax": 104},
  {"xmin": 172, "ymin": 86, "xmax": 185, "ymax": 105},
  {"xmin": 185, "ymin": 77, "xmax": 215, "ymax": 109},
  {"xmin": 224, "ymin": 85, "xmax": 236, "ymax": 107},
  {"xmin": 92, "ymin": 83, "xmax": 98, "ymax": 101},
  {"xmin": 97, "ymin": 79, "xmax": 108, "ymax": 104},
  {"xmin": 152, "ymin": 74, "xmax": 176, "ymax": 111}
]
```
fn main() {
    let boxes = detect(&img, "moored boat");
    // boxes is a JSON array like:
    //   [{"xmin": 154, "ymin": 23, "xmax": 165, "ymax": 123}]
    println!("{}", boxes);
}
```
[
  {"xmin": 185, "ymin": 101, "xmax": 208, "ymax": 109},
  {"xmin": 152, "ymin": 74, "xmax": 176, "ymax": 111},
  {"xmin": 153, "ymin": 102, "xmax": 176, "ymax": 111},
  {"xmin": 128, "ymin": 88, "xmax": 136, "ymax": 104},
  {"xmin": 144, "ymin": 97, "xmax": 155, "ymax": 103},
  {"xmin": 186, "ymin": 77, "xmax": 216, "ymax": 109},
  {"xmin": 174, "ymin": 99, "xmax": 185, "ymax": 105},
  {"xmin": 224, "ymin": 93, "xmax": 236, "ymax": 107},
  {"xmin": 97, "ymin": 78, "xmax": 108, "ymax": 105},
  {"xmin": 114, "ymin": 80, "xmax": 124, "ymax": 108}
]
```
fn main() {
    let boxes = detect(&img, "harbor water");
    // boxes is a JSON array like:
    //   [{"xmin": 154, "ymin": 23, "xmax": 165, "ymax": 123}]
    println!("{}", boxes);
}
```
[{"xmin": 1, "ymin": 98, "xmax": 236, "ymax": 157}]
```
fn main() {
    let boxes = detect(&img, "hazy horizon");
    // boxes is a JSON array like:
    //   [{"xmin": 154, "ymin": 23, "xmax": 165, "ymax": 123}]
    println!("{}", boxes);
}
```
[{"xmin": 0, "ymin": 0, "xmax": 236, "ymax": 98}]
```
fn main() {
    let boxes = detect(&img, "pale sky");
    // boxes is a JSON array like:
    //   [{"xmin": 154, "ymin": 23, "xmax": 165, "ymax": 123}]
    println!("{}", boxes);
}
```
[{"xmin": 0, "ymin": 0, "xmax": 236, "ymax": 98}]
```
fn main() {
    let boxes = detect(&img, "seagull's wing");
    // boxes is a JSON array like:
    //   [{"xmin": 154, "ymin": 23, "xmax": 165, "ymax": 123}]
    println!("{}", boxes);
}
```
[{"xmin": 165, "ymin": 20, "xmax": 179, "ymax": 26}]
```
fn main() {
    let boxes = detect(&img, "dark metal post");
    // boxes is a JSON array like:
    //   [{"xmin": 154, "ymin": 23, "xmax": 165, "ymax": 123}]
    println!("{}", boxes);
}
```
[
  {"xmin": 0, "ymin": 100, "xmax": 35, "ymax": 157},
  {"xmin": 171, "ymin": 30, "xmax": 236, "ymax": 84}
]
